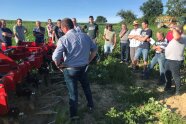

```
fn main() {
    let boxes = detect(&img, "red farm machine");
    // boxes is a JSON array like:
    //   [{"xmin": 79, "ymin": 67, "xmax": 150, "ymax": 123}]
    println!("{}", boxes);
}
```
[{"xmin": 0, "ymin": 41, "xmax": 56, "ymax": 116}]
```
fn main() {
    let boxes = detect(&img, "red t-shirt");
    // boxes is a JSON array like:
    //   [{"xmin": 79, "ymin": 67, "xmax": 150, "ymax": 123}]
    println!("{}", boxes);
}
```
[{"xmin": 166, "ymin": 31, "xmax": 173, "ymax": 42}]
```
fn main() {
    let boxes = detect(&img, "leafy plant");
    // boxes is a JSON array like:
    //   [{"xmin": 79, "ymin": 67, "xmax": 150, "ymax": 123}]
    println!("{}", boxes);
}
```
[{"xmin": 106, "ymin": 98, "xmax": 186, "ymax": 124}]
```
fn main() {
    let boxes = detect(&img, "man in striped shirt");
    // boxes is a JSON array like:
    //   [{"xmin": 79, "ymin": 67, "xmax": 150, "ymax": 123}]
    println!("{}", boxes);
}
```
[{"xmin": 147, "ymin": 32, "xmax": 168, "ymax": 85}]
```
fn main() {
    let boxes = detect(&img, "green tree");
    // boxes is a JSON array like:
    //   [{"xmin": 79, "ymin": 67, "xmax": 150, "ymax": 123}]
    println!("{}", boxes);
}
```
[
  {"xmin": 140, "ymin": 0, "xmax": 163, "ymax": 22},
  {"xmin": 95, "ymin": 16, "xmax": 107, "ymax": 23},
  {"xmin": 116, "ymin": 10, "xmax": 136, "ymax": 24},
  {"xmin": 166, "ymin": 0, "xmax": 186, "ymax": 17}
]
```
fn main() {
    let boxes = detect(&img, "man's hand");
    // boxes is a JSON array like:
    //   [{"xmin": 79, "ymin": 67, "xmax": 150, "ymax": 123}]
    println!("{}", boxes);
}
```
[
  {"xmin": 152, "ymin": 45, "xmax": 156, "ymax": 50},
  {"xmin": 105, "ymin": 38, "xmax": 109, "ymax": 41},
  {"xmin": 113, "ymin": 44, "xmax": 116, "ymax": 49}
]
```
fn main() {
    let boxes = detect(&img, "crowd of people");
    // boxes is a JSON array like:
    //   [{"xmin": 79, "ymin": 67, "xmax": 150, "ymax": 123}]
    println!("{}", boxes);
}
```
[
  {"xmin": 120, "ymin": 21, "xmax": 186, "ymax": 96},
  {"xmin": 0, "ymin": 16, "xmax": 186, "ymax": 121}
]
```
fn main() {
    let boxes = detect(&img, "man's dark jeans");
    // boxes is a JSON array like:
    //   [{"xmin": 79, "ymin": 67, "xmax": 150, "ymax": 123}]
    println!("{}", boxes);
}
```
[
  {"xmin": 165, "ymin": 59, "xmax": 182, "ymax": 92},
  {"xmin": 120, "ymin": 43, "xmax": 129, "ymax": 62},
  {"xmin": 63, "ymin": 66, "xmax": 94, "ymax": 117}
]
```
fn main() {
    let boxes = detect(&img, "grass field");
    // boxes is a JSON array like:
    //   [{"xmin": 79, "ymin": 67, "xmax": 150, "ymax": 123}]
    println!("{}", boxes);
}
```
[{"xmin": 3, "ymin": 20, "xmax": 186, "ymax": 124}]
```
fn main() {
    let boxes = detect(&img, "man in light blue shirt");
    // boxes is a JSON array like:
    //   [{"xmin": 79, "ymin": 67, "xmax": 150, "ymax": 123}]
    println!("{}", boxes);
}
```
[{"xmin": 52, "ymin": 18, "xmax": 97, "ymax": 120}]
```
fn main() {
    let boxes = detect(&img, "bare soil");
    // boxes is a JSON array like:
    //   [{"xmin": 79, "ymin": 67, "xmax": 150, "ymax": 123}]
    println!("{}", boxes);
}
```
[{"xmin": 1, "ymin": 68, "xmax": 186, "ymax": 124}]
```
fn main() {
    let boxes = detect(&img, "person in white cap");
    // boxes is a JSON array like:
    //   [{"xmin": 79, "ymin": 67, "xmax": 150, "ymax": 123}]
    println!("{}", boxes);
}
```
[{"xmin": 128, "ymin": 20, "xmax": 142, "ymax": 69}]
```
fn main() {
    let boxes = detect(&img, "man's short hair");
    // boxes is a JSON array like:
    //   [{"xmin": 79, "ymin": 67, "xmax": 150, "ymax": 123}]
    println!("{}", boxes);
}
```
[
  {"xmin": 57, "ymin": 19, "xmax": 61, "ymax": 22},
  {"xmin": 17, "ymin": 18, "xmax": 22, "ymax": 22},
  {"xmin": 61, "ymin": 18, "xmax": 74, "ymax": 29},
  {"xmin": 108, "ymin": 24, "xmax": 112, "ymax": 28},
  {"xmin": 36, "ymin": 21, "xmax": 41, "ymax": 24},
  {"xmin": 89, "ymin": 16, "xmax": 94, "ymax": 19},
  {"xmin": 1, "ymin": 19, "xmax": 5, "ymax": 22},
  {"xmin": 143, "ymin": 20, "xmax": 149, "ymax": 25},
  {"xmin": 122, "ymin": 22, "xmax": 127, "ymax": 26},
  {"xmin": 157, "ymin": 31, "xmax": 165, "ymax": 37}
]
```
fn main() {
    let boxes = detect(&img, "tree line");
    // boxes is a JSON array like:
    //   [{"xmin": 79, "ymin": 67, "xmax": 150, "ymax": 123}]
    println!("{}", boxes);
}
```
[{"xmin": 95, "ymin": 0, "xmax": 186, "ymax": 24}]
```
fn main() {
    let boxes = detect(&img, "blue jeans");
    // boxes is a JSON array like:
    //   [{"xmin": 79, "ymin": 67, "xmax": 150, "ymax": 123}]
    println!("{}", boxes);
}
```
[
  {"xmin": 164, "ymin": 60, "xmax": 182, "ymax": 92},
  {"xmin": 63, "ymin": 66, "xmax": 94, "ymax": 117},
  {"xmin": 134, "ymin": 48, "xmax": 149, "ymax": 61},
  {"xmin": 148, "ymin": 53, "xmax": 166, "ymax": 83},
  {"xmin": 104, "ymin": 43, "xmax": 114, "ymax": 54},
  {"xmin": 120, "ymin": 43, "xmax": 129, "ymax": 62}
]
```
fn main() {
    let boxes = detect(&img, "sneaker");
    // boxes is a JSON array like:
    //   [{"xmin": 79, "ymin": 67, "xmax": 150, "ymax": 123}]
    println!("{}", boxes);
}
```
[
  {"xmin": 88, "ymin": 107, "xmax": 94, "ymax": 113},
  {"xmin": 120, "ymin": 61, "xmax": 124, "ymax": 63},
  {"xmin": 175, "ymin": 91, "xmax": 180, "ymax": 96}
]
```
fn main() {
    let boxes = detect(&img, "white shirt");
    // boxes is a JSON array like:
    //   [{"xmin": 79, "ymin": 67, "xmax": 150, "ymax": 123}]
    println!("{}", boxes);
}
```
[
  {"xmin": 74, "ymin": 25, "xmax": 82, "ymax": 33},
  {"xmin": 165, "ymin": 35, "xmax": 186, "ymax": 61},
  {"xmin": 129, "ymin": 28, "xmax": 142, "ymax": 47}
]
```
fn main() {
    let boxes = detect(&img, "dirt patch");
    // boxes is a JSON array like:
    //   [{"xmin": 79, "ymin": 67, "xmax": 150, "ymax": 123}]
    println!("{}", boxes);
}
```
[
  {"xmin": 162, "ymin": 93, "xmax": 186, "ymax": 118},
  {"xmin": 135, "ymin": 72, "xmax": 186, "ymax": 118}
]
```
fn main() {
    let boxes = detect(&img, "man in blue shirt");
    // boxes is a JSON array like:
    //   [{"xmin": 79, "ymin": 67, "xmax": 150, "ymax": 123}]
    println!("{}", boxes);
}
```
[
  {"xmin": 52, "ymin": 18, "xmax": 97, "ymax": 120},
  {"xmin": 133, "ymin": 20, "xmax": 152, "ymax": 76}
]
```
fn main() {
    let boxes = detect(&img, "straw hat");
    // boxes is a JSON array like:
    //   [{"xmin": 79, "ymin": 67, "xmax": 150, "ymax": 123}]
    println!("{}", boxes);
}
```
[
  {"xmin": 133, "ymin": 20, "xmax": 139, "ymax": 25},
  {"xmin": 183, "ymin": 24, "xmax": 186, "ymax": 35}
]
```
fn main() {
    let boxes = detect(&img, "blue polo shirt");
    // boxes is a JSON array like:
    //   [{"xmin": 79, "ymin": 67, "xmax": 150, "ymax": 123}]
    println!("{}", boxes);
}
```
[{"xmin": 52, "ymin": 29, "xmax": 97, "ymax": 67}]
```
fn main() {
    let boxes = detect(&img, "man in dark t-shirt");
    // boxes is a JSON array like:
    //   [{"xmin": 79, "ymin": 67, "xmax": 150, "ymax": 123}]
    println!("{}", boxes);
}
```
[
  {"xmin": 87, "ymin": 16, "xmax": 100, "ymax": 61},
  {"xmin": 33, "ymin": 21, "xmax": 45, "ymax": 43},
  {"xmin": 133, "ymin": 20, "xmax": 152, "ymax": 75},
  {"xmin": 52, "ymin": 19, "xmax": 64, "ymax": 43},
  {"xmin": 87, "ymin": 16, "xmax": 99, "ymax": 44},
  {"xmin": 1, "ymin": 20, "xmax": 14, "ymax": 46}
]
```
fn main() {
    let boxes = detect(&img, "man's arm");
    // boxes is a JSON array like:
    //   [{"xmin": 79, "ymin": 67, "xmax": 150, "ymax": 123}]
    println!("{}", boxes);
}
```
[
  {"xmin": 13, "ymin": 26, "xmax": 20, "ymax": 41},
  {"xmin": 24, "ymin": 27, "xmax": 27, "ymax": 34},
  {"xmin": 119, "ymin": 30, "xmax": 125, "ymax": 38},
  {"xmin": 128, "ymin": 34, "xmax": 136, "ymax": 39},
  {"xmin": 14, "ymin": 32, "xmax": 20, "ymax": 41},
  {"xmin": 52, "ymin": 40, "xmax": 64, "ymax": 66},
  {"xmin": 2, "ymin": 32, "xmax": 14, "ymax": 38},
  {"xmin": 103, "ymin": 34, "xmax": 109, "ymax": 41},
  {"xmin": 0, "ymin": 39, "xmax": 4, "ymax": 43},
  {"xmin": 113, "ymin": 33, "xmax": 117, "ymax": 47},
  {"xmin": 136, "ymin": 35, "xmax": 150, "ymax": 42},
  {"xmin": 172, "ymin": 28, "xmax": 182, "ymax": 41},
  {"xmin": 52, "ymin": 30, "xmax": 56, "ymax": 42},
  {"xmin": 89, "ymin": 50, "xmax": 97, "ymax": 63}
]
